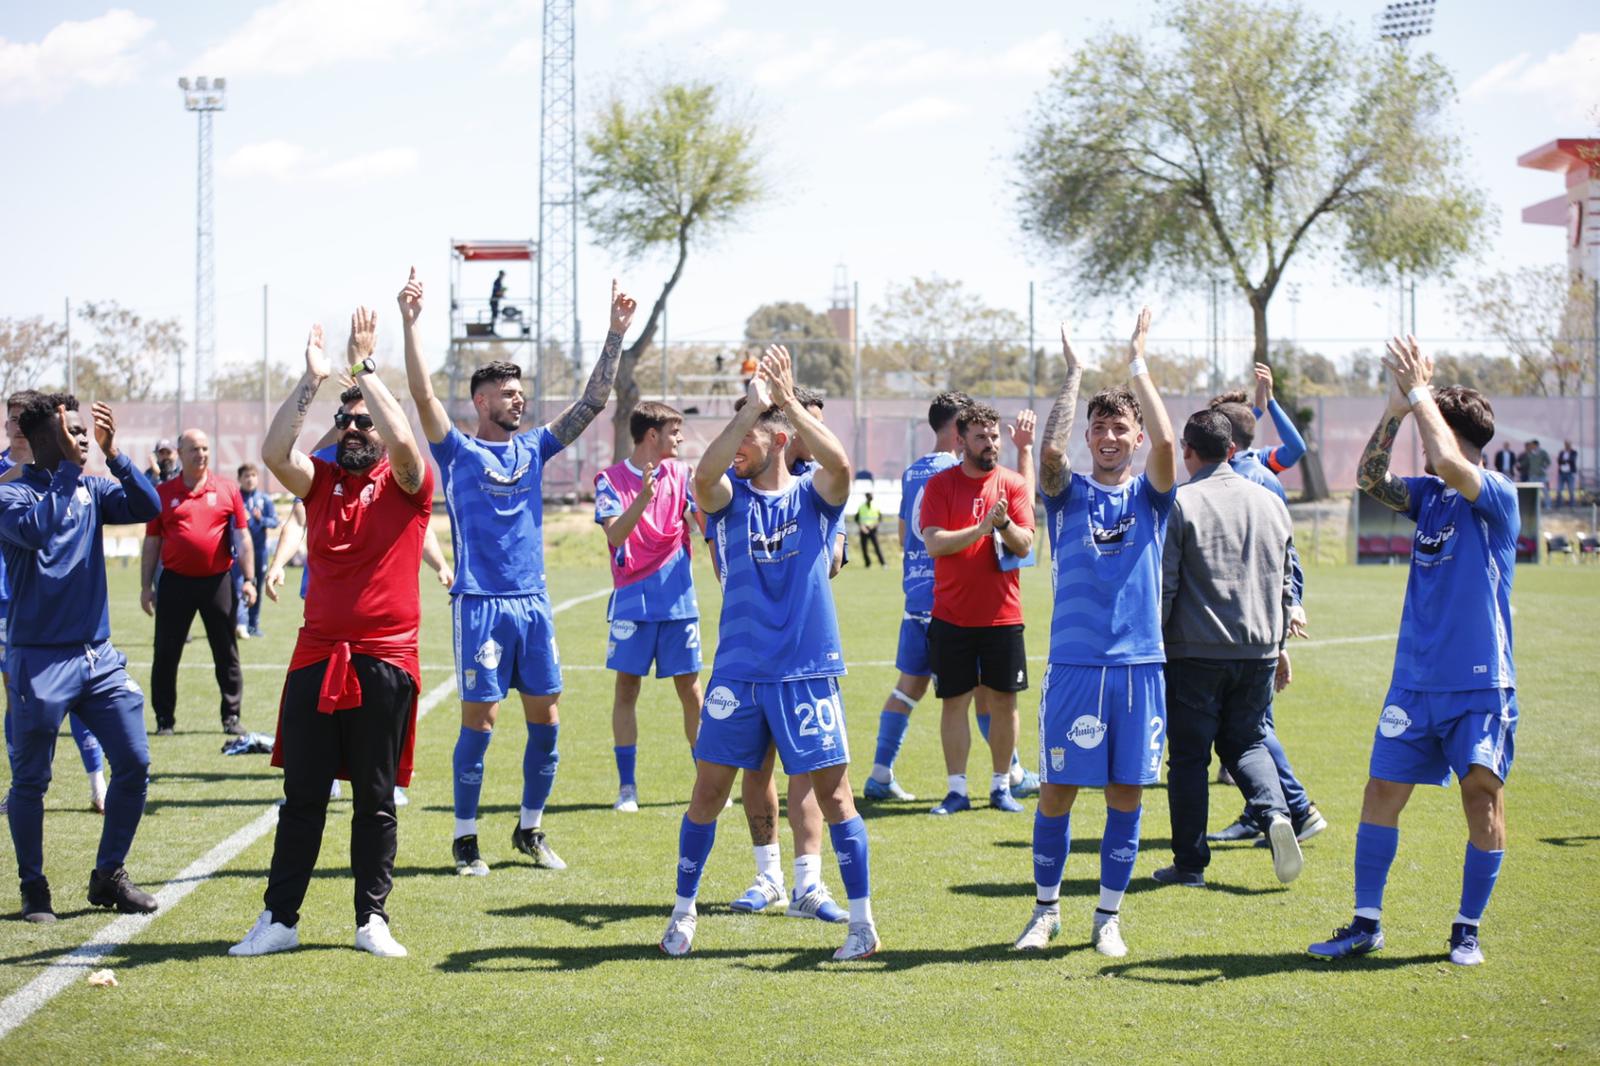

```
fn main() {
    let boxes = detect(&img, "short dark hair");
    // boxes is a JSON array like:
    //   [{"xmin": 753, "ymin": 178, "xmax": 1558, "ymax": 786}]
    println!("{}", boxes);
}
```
[
  {"xmin": 956, "ymin": 402, "xmax": 1001, "ymax": 435},
  {"xmin": 237, "ymin": 462, "xmax": 259, "ymax": 477},
  {"xmin": 732, "ymin": 394, "xmax": 792, "ymax": 432},
  {"xmin": 630, "ymin": 401, "xmax": 683, "ymax": 443},
  {"xmin": 6, "ymin": 389, "xmax": 41, "ymax": 413},
  {"xmin": 1182, "ymin": 409, "xmax": 1234, "ymax": 463},
  {"xmin": 1209, "ymin": 388, "xmax": 1249, "ymax": 407},
  {"xmin": 1434, "ymin": 386, "xmax": 1495, "ymax": 451},
  {"xmin": 1087, "ymin": 386, "xmax": 1142, "ymax": 426},
  {"xmin": 1212, "ymin": 401, "xmax": 1257, "ymax": 449},
  {"xmin": 18, "ymin": 392, "xmax": 76, "ymax": 441},
  {"xmin": 793, "ymin": 386, "xmax": 824, "ymax": 411},
  {"xmin": 928, "ymin": 390, "xmax": 971, "ymax": 432},
  {"xmin": 339, "ymin": 385, "xmax": 364, "ymax": 407},
  {"xmin": 470, "ymin": 361, "xmax": 522, "ymax": 395}
]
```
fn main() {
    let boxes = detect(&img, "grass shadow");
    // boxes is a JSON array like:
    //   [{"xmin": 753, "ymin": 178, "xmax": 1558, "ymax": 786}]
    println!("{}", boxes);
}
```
[
  {"xmin": 950, "ymin": 877, "xmax": 1280, "ymax": 899},
  {"xmin": 436, "ymin": 939, "xmax": 1027, "ymax": 975},
  {"xmin": 1539, "ymin": 835, "xmax": 1600, "ymax": 848},
  {"xmin": 991, "ymin": 837, "xmax": 1176, "ymax": 853},
  {"xmin": 0, "ymin": 938, "xmax": 345, "ymax": 971},
  {"xmin": 419, "ymin": 800, "xmax": 680, "ymax": 816},
  {"xmin": 482, "ymin": 901, "xmax": 664, "ymax": 929},
  {"xmin": 1097, "ymin": 949, "xmax": 1445, "ymax": 985}
]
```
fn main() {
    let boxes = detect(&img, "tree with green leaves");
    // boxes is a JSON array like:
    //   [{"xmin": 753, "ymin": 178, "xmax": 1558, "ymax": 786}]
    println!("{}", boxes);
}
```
[
  {"xmin": 74, "ymin": 301, "xmax": 184, "ymax": 402},
  {"xmin": 581, "ymin": 79, "xmax": 766, "ymax": 460},
  {"xmin": 0, "ymin": 316, "xmax": 67, "ymax": 400},
  {"xmin": 1454, "ymin": 265, "xmax": 1595, "ymax": 397},
  {"xmin": 743, "ymin": 302, "xmax": 850, "ymax": 397},
  {"xmin": 865, "ymin": 276, "xmax": 1029, "ymax": 397}
]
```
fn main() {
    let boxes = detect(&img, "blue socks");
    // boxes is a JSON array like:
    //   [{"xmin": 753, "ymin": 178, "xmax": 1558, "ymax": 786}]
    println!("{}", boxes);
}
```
[
  {"xmin": 872, "ymin": 710, "xmax": 911, "ymax": 771},
  {"xmin": 1032, "ymin": 811, "xmax": 1069, "ymax": 903},
  {"xmin": 1353, "ymin": 822, "xmax": 1400, "ymax": 919},
  {"xmin": 452, "ymin": 727, "xmax": 492, "ymax": 820},
  {"xmin": 976, "ymin": 712, "xmax": 991, "ymax": 743},
  {"xmin": 522, "ymin": 722, "xmax": 559, "ymax": 812},
  {"xmin": 828, "ymin": 815, "xmax": 871, "ymax": 901},
  {"xmin": 1100, "ymin": 806, "xmax": 1142, "ymax": 903},
  {"xmin": 1458, "ymin": 841, "xmax": 1504, "ymax": 926},
  {"xmin": 676, "ymin": 814, "xmax": 717, "ymax": 899},
  {"xmin": 70, "ymin": 716, "xmax": 104, "ymax": 774},
  {"xmin": 615, "ymin": 744, "xmax": 637, "ymax": 789}
]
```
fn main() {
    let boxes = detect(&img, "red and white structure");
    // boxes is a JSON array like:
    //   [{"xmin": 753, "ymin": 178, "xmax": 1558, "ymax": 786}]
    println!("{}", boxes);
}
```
[{"xmin": 1520, "ymin": 138, "xmax": 1600, "ymax": 281}]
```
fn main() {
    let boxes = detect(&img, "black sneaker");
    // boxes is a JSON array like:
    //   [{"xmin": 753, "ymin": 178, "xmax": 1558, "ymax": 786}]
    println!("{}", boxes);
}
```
[
  {"xmin": 87, "ymin": 865, "xmax": 158, "ymax": 914},
  {"xmin": 510, "ymin": 826, "xmax": 567, "ymax": 870},
  {"xmin": 452, "ymin": 835, "xmax": 489, "ymax": 877},
  {"xmin": 1151, "ymin": 864, "xmax": 1206, "ymax": 887},
  {"xmin": 21, "ymin": 878, "xmax": 57, "ymax": 924},
  {"xmin": 221, "ymin": 716, "xmax": 246, "ymax": 736}
]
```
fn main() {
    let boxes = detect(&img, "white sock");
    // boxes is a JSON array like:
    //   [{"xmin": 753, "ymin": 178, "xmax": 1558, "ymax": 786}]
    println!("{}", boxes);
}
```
[
  {"xmin": 454, "ymin": 817, "xmax": 477, "ymax": 838},
  {"xmin": 673, "ymin": 895, "xmax": 697, "ymax": 916},
  {"xmin": 991, "ymin": 772, "xmax": 1009, "ymax": 793},
  {"xmin": 848, "ymin": 897, "xmax": 874, "ymax": 925},
  {"xmin": 88, "ymin": 769, "xmax": 107, "ymax": 805},
  {"xmin": 869, "ymin": 763, "xmax": 893, "ymax": 784},
  {"xmin": 1098, "ymin": 885, "xmax": 1125, "ymax": 913},
  {"xmin": 1452, "ymin": 912, "xmax": 1477, "ymax": 927},
  {"xmin": 1009, "ymin": 755, "xmax": 1024, "ymax": 786},
  {"xmin": 947, "ymin": 774, "xmax": 968, "ymax": 797},
  {"xmin": 1036, "ymin": 884, "xmax": 1060, "ymax": 905},
  {"xmin": 520, "ymin": 806, "xmax": 542, "ymax": 830},
  {"xmin": 793, "ymin": 853, "xmax": 821, "ymax": 895},
  {"xmin": 1354, "ymin": 907, "xmax": 1382, "ymax": 921},
  {"xmin": 754, "ymin": 843, "xmax": 782, "ymax": 883}
]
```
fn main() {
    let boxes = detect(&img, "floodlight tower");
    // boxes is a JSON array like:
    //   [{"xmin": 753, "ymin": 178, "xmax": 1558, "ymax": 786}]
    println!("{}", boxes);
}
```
[
  {"xmin": 178, "ymin": 75, "xmax": 226, "ymax": 423},
  {"xmin": 536, "ymin": 0, "xmax": 579, "ymax": 416}
]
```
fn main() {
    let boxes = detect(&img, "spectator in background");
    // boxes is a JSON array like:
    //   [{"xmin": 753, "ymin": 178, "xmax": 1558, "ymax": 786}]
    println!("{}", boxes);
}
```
[
  {"xmin": 739, "ymin": 350, "xmax": 759, "ymax": 386},
  {"xmin": 855, "ymin": 492, "xmax": 885, "ymax": 568},
  {"xmin": 1522, "ymin": 440, "xmax": 1551, "ymax": 501},
  {"xmin": 145, "ymin": 439, "xmax": 179, "ymax": 484},
  {"xmin": 1492, "ymin": 441, "xmax": 1517, "ymax": 479},
  {"xmin": 489, "ymin": 270, "xmax": 507, "ymax": 331},
  {"xmin": 1556, "ymin": 440, "xmax": 1578, "ymax": 507},
  {"xmin": 237, "ymin": 463, "xmax": 278, "ymax": 637}
]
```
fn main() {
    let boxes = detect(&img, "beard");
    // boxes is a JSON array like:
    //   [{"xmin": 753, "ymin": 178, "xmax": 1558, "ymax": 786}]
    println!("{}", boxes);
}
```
[
  {"xmin": 337, "ymin": 435, "xmax": 382, "ymax": 471},
  {"xmin": 492, "ymin": 409, "xmax": 521, "ymax": 432},
  {"xmin": 970, "ymin": 451, "xmax": 998, "ymax": 472}
]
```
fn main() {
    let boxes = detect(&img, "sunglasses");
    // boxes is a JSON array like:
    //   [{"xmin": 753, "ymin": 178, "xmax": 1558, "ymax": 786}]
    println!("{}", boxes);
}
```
[{"xmin": 334, "ymin": 411, "xmax": 374, "ymax": 430}]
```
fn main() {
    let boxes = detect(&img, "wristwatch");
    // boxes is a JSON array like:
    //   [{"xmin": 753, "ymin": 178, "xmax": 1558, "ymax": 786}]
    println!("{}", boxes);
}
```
[
  {"xmin": 349, "ymin": 356, "xmax": 376, "ymax": 377},
  {"xmin": 993, "ymin": 514, "xmax": 1011, "ymax": 530}
]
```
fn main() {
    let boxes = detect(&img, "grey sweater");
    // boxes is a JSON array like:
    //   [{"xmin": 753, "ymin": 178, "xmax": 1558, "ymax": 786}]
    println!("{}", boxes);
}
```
[{"xmin": 1161, "ymin": 463, "xmax": 1294, "ymax": 661}]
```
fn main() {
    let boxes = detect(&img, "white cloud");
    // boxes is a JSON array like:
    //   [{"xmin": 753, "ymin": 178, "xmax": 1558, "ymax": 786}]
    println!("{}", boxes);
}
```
[
  {"xmin": 623, "ymin": 0, "xmax": 727, "ymax": 45},
  {"xmin": 496, "ymin": 35, "xmax": 538, "ymax": 76},
  {"xmin": 868, "ymin": 96, "xmax": 972, "ymax": 130},
  {"xmin": 1465, "ymin": 32, "xmax": 1600, "ymax": 121},
  {"xmin": 220, "ymin": 140, "xmax": 418, "ymax": 183},
  {"xmin": 219, "ymin": 138, "xmax": 309, "ymax": 180},
  {"xmin": 316, "ymin": 147, "xmax": 419, "ymax": 182},
  {"xmin": 192, "ymin": 0, "xmax": 443, "ymax": 77},
  {"xmin": 704, "ymin": 29, "xmax": 1069, "ymax": 90},
  {"xmin": 0, "ymin": 9, "xmax": 155, "ymax": 104}
]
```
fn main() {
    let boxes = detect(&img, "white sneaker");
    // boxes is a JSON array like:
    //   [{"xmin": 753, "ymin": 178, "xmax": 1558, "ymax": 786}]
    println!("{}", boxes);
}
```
[
  {"xmin": 1267, "ymin": 814, "xmax": 1304, "ymax": 884},
  {"xmin": 393, "ymin": 787, "xmax": 409, "ymax": 807},
  {"xmin": 1013, "ymin": 904, "xmax": 1060, "ymax": 951},
  {"xmin": 614, "ymin": 786, "xmax": 639, "ymax": 813},
  {"xmin": 660, "ymin": 910, "xmax": 697, "ymax": 956},
  {"xmin": 355, "ymin": 914, "xmax": 408, "ymax": 957},
  {"xmin": 787, "ymin": 884, "xmax": 848, "ymax": 923},
  {"xmin": 833, "ymin": 921, "xmax": 881, "ymax": 961},
  {"xmin": 1092, "ymin": 910, "xmax": 1128, "ymax": 957},
  {"xmin": 235, "ymin": 624, "xmax": 250, "ymax": 640},
  {"xmin": 229, "ymin": 911, "xmax": 299, "ymax": 957}
]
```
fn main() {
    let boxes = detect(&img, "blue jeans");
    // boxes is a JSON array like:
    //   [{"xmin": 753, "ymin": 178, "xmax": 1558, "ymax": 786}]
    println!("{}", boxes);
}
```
[
  {"xmin": 1238, "ymin": 702, "xmax": 1310, "ymax": 828},
  {"xmin": 1557, "ymin": 471, "xmax": 1576, "ymax": 507}
]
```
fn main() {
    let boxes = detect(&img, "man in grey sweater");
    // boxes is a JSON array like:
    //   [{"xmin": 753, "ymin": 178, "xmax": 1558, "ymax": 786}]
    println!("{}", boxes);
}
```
[{"xmin": 1156, "ymin": 408, "xmax": 1303, "ymax": 887}]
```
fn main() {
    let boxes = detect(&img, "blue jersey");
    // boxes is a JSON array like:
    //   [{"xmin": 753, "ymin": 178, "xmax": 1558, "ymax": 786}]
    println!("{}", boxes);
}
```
[
  {"xmin": 431, "ymin": 426, "xmax": 564, "ymax": 596},
  {"xmin": 0, "ymin": 451, "xmax": 13, "ymax": 610},
  {"xmin": 0, "ymin": 455, "xmax": 159, "ymax": 647},
  {"xmin": 1043, "ymin": 471, "xmax": 1173, "ymax": 666},
  {"xmin": 899, "ymin": 451, "xmax": 960, "ymax": 615},
  {"xmin": 707, "ymin": 473, "xmax": 845, "ymax": 681},
  {"xmin": 1393, "ymin": 472, "xmax": 1517, "ymax": 692}
]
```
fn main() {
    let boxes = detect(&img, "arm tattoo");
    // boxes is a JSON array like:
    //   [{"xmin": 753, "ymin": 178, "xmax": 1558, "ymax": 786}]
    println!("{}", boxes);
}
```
[
  {"xmin": 1039, "ymin": 368, "xmax": 1081, "ymax": 496},
  {"xmin": 1357, "ymin": 413, "xmax": 1410, "ymax": 512},
  {"xmin": 549, "ymin": 329, "xmax": 623, "ymax": 446},
  {"xmin": 293, "ymin": 380, "xmax": 315, "ymax": 419}
]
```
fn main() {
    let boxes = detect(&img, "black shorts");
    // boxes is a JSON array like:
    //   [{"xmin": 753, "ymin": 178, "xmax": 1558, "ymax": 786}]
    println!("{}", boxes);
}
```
[{"xmin": 927, "ymin": 619, "xmax": 1028, "ymax": 699}]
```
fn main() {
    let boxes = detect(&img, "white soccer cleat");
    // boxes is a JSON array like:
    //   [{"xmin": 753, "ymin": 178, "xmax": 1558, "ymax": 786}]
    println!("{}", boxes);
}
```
[
  {"xmin": 833, "ymin": 921, "xmax": 881, "ymax": 961},
  {"xmin": 1267, "ymin": 814, "xmax": 1304, "ymax": 884},
  {"xmin": 1092, "ymin": 910, "xmax": 1128, "ymax": 957},
  {"xmin": 228, "ymin": 911, "xmax": 299, "ymax": 957},
  {"xmin": 355, "ymin": 914, "xmax": 408, "ymax": 957},
  {"xmin": 660, "ymin": 910, "xmax": 697, "ymax": 956},
  {"xmin": 614, "ymin": 786, "xmax": 639, "ymax": 813},
  {"xmin": 787, "ymin": 884, "xmax": 848, "ymax": 923},
  {"xmin": 1013, "ymin": 904, "xmax": 1061, "ymax": 951}
]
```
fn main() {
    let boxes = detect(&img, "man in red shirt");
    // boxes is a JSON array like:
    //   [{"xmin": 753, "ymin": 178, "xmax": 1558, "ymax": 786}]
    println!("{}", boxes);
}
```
[
  {"xmin": 231, "ymin": 307, "xmax": 431, "ymax": 960},
  {"xmin": 140, "ymin": 428, "xmax": 255, "ymax": 736},
  {"xmin": 919, "ymin": 402, "xmax": 1037, "ymax": 815}
]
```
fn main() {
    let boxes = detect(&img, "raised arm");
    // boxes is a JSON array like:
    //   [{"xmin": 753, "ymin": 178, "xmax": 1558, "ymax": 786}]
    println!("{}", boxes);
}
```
[
  {"xmin": 346, "ymin": 307, "xmax": 425, "ymax": 495},
  {"xmin": 1355, "ymin": 374, "xmax": 1413, "ymax": 513},
  {"xmin": 695, "ymin": 377, "xmax": 767, "ymax": 514},
  {"xmin": 263, "ymin": 325, "xmax": 330, "ymax": 499},
  {"xmin": 1124, "ymin": 307, "xmax": 1176, "ymax": 493},
  {"xmin": 1039, "ymin": 322, "xmax": 1083, "ymax": 498},
  {"xmin": 1384, "ymin": 335, "xmax": 1482, "ymax": 502},
  {"xmin": 545, "ymin": 280, "xmax": 636, "ymax": 446},
  {"xmin": 397, "ymin": 267, "xmax": 451, "ymax": 444},
  {"xmin": 763, "ymin": 345, "xmax": 851, "ymax": 506},
  {"xmin": 1010, "ymin": 409, "xmax": 1036, "ymax": 504},
  {"xmin": 1253, "ymin": 363, "xmax": 1306, "ymax": 472}
]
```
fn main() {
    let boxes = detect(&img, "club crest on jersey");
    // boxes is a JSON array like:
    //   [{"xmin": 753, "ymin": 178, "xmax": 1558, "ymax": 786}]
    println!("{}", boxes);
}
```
[
  {"xmin": 359, "ymin": 483, "xmax": 376, "ymax": 506},
  {"xmin": 705, "ymin": 685, "xmax": 740, "ymax": 721},
  {"xmin": 76, "ymin": 486, "xmax": 93, "ymax": 506},
  {"xmin": 1068, "ymin": 715, "xmax": 1107, "ymax": 749},
  {"xmin": 1378, "ymin": 704, "xmax": 1411, "ymax": 738},
  {"xmin": 474, "ymin": 639, "xmax": 503, "ymax": 671},
  {"xmin": 464, "ymin": 669, "xmax": 478, "ymax": 690},
  {"xmin": 1049, "ymin": 746, "xmax": 1066, "ymax": 771},
  {"xmin": 611, "ymin": 620, "xmax": 638, "ymax": 641},
  {"xmin": 205, "ymin": 491, "xmax": 218, "ymax": 507}
]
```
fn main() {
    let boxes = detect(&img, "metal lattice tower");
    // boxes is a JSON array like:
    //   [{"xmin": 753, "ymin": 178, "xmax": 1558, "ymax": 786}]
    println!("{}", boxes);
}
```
[
  {"xmin": 536, "ymin": 0, "xmax": 579, "ymax": 414},
  {"xmin": 179, "ymin": 76, "xmax": 226, "ymax": 409}
]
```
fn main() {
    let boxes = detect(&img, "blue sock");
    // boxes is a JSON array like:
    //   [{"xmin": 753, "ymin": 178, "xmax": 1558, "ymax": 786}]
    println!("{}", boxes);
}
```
[
  {"xmin": 676, "ymin": 814, "xmax": 717, "ymax": 899},
  {"xmin": 1458, "ymin": 842, "xmax": 1504, "ymax": 925},
  {"xmin": 615, "ymin": 745, "xmax": 637, "ymax": 789},
  {"xmin": 1354, "ymin": 822, "xmax": 1400, "ymax": 919},
  {"xmin": 1033, "ymin": 811, "xmax": 1069, "ymax": 902},
  {"xmin": 452, "ymin": 727, "xmax": 493, "ymax": 820},
  {"xmin": 522, "ymin": 722, "xmax": 560, "ymax": 812},
  {"xmin": 1100, "ymin": 805, "xmax": 1142, "ymax": 899},
  {"xmin": 828, "ymin": 816, "xmax": 871, "ymax": 901},
  {"xmin": 872, "ymin": 710, "xmax": 911, "ymax": 770},
  {"xmin": 70, "ymin": 715, "xmax": 104, "ymax": 774},
  {"xmin": 976, "ymin": 712, "xmax": 991, "ymax": 743}
]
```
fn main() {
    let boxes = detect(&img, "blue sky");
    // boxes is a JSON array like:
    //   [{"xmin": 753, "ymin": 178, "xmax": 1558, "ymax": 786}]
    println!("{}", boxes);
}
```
[{"xmin": 2, "ymin": 0, "xmax": 1597, "ymax": 390}]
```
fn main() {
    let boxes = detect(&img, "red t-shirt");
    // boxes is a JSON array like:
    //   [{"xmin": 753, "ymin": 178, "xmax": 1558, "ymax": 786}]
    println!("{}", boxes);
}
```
[
  {"xmin": 301, "ymin": 456, "xmax": 433, "ymax": 640},
  {"xmin": 146, "ymin": 473, "xmax": 248, "ymax": 577},
  {"xmin": 919, "ymin": 464, "xmax": 1033, "ymax": 627}
]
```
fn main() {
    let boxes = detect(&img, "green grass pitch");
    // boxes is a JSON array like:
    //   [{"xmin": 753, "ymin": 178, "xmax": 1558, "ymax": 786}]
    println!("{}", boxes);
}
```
[{"xmin": 1, "ymin": 538, "xmax": 1597, "ymax": 1063}]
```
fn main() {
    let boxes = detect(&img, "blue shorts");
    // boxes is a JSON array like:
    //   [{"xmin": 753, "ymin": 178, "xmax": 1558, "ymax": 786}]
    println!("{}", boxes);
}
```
[
  {"xmin": 1038, "ymin": 663, "xmax": 1166, "ymax": 787},
  {"xmin": 606, "ymin": 618, "xmax": 702, "ymax": 678},
  {"xmin": 452, "ymin": 592, "xmax": 562, "ymax": 702},
  {"xmin": 1370, "ymin": 686, "xmax": 1517, "ymax": 786},
  {"xmin": 694, "ymin": 674, "xmax": 849, "ymax": 775},
  {"xmin": 895, "ymin": 613, "xmax": 932, "ymax": 677}
]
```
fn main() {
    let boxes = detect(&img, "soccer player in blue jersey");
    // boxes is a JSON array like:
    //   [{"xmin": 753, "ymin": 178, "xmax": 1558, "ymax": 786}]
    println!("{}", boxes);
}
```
[
  {"xmin": 661, "ymin": 346, "xmax": 879, "ymax": 961},
  {"xmin": 1, "ymin": 393, "xmax": 161, "ymax": 921},
  {"xmin": 1013, "ymin": 311, "xmax": 1176, "ymax": 957},
  {"xmin": 400, "ymin": 268, "xmax": 634, "ymax": 876},
  {"xmin": 1310, "ymin": 337, "xmax": 1518, "ymax": 967}
]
